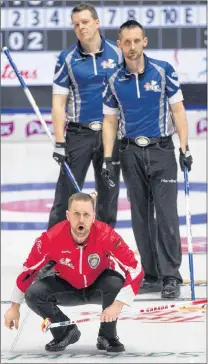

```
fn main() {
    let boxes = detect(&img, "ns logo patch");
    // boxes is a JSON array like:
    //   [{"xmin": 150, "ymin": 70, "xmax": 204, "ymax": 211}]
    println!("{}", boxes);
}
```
[{"xmin": 88, "ymin": 253, "xmax": 100, "ymax": 269}]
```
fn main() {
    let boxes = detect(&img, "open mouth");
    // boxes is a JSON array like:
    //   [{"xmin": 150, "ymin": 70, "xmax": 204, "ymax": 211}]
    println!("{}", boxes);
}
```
[{"xmin": 78, "ymin": 225, "xmax": 84, "ymax": 231}]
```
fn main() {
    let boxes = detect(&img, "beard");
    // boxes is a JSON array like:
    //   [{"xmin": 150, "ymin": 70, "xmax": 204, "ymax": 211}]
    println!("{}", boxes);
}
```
[
  {"xmin": 126, "ymin": 51, "xmax": 142, "ymax": 61},
  {"xmin": 71, "ymin": 224, "xmax": 91, "ymax": 244}
]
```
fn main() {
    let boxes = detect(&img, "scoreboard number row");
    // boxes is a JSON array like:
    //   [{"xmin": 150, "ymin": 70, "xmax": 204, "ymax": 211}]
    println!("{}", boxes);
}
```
[
  {"xmin": 1, "ymin": 5, "xmax": 206, "ymax": 29},
  {"xmin": 2, "ymin": 31, "xmax": 43, "ymax": 51}
]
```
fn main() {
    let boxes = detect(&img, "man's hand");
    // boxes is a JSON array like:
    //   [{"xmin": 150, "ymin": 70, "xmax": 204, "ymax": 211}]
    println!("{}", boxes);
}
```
[
  {"xmin": 53, "ymin": 142, "xmax": 67, "ymax": 166},
  {"xmin": 100, "ymin": 300, "xmax": 125, "ymax": 323},
  {"xmin": 101, "ymin": 157, "xmax": 115, "ymax": 188},
  {"xmin": 4, "ymin": 303, "xmax": 20, "ymax": 330},
  {"xmin": 179, "ymin": 145, "xmax": 193, "ymax": 172}
]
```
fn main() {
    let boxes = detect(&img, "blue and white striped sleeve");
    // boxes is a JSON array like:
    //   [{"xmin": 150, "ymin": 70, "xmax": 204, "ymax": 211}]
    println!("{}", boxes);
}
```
[
  {"xmin": 103, "ymin": 82, "xmax": 119, "ymax": 115},
  {"xmin": 53, "ymin": 51, "xmax": 71, "ymax": 95},
  {"xmin": 165, "ymin": 63, "xmax": 184, "ymax": 105}
]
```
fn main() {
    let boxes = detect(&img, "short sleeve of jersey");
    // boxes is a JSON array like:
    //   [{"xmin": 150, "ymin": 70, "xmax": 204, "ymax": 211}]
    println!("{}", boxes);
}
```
[
  {"xmin": 165, "ymin": 63, "xmax": 184, "ymax": 105},
  {"xmin": 53, "ymin": 51, "xmax": 71, "ymax": 96},
  {"xmin": 103, "ymin": 82, "xmax": 119, "ymax": 115}
]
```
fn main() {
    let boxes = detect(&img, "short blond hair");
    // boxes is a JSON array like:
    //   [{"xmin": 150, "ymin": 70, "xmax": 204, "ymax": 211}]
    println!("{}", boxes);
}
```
[{"xmin": 68, "ymin": 192, "xmax": 95, "ymax": 210}]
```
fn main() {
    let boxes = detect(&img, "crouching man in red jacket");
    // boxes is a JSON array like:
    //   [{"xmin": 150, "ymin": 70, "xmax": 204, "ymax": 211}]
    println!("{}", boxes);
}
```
[{"xmin": 4, "ymin": 192, "xmax": 144, "ymax": 353}]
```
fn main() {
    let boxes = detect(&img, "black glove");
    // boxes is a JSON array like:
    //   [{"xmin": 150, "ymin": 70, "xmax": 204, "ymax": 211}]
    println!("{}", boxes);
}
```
[
  {"xmin": 53, "ymin": 142, "xmax": 66, "ymax": 166},
  {"xmin": 101, "ymin": 157, "xmax": 115, "ymax": 188},
  {"xmin": 179, "ymin": 145, "xmax": 193, "ymax": 172}
]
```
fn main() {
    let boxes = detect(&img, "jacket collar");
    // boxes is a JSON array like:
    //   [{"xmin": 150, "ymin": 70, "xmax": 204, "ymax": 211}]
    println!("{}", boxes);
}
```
[
  {"xmin": 122, "ymin": 53, "xmax": 149, "ymax": 77},
  {"xmin": 77, "ymin": 34, "xmax": 105, "ymax": 56}
]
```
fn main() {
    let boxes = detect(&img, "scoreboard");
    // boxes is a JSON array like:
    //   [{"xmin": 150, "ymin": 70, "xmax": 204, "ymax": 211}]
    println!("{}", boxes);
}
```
[{"xmin": 1, "ymin": 0, "xmax": 207, "ymax": 51}]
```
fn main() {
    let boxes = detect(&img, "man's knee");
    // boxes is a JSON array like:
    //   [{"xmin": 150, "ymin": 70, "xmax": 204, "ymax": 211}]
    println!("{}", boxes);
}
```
[
  {"xmin": 102, "ymin": 273, "xmax": 124, "ymax": 293},
  {"xmin": 25, "ymin": 287, "xmax": 36, "ymax": 308},
  {"xmin": 25, "ymin": 281, "xmax": 49, "ymax": 307}
]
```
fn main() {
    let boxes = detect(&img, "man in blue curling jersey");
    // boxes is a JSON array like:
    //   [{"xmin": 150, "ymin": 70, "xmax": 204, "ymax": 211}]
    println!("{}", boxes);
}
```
[
  {"xmin": 101, "ymin": 20, "xmax": 193, "ymax": 299},
  {"xmin": 48, "ymin": 3, "xmax": 122, "ymax": 230}
]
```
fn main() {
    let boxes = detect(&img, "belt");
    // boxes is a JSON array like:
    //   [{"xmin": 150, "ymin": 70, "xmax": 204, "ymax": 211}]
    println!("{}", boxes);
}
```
[
  {"xmin": 68, "ymin": 121, "xmax": 102, "ymax": 131},
  {"xmin": 121, "ymin": 135, "xmax": 172, "ymax": 147}
]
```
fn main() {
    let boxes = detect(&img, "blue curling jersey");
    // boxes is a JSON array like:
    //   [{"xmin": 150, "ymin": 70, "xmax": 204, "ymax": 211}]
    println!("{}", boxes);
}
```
[
  {"xmin": 53, "ymin": 36, "xmax": 122, "ymax": 124},
  {"xmin": 103, "ymin": 53, "xmax": 184, "ymax": 138}
]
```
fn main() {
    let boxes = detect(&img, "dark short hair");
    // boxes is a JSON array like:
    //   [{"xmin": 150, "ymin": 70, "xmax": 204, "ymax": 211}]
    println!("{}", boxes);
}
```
[
  {"xmin": 68, "ymin": 192, "xmax": 95, "ymax": 210},
  {"xmin": 118, "ymin": 20, "xmax": 145, "ymax": 38},
  {"xmin": 71, "ymin": 3, "xmax": 99, "ymax": 20}
]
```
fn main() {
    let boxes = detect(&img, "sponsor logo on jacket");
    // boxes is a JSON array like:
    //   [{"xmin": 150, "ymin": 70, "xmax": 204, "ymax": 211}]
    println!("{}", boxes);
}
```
[
  {"xmin": 101, "ymin": 59, "xmax": 117, "ymax": 69},
  {"xmin": 144, "ymin": 80, "xmax": 161, "ymax": 92},
  {"xmin": 59, "ymin": 258, "xmax": 74, "ymax": 269}
]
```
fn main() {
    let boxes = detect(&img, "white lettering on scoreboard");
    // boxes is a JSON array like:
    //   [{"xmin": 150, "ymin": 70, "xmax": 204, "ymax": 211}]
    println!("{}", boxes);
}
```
[{"xmin": 1, "ymin": 5, "xmax": 206, "ymax": 29}]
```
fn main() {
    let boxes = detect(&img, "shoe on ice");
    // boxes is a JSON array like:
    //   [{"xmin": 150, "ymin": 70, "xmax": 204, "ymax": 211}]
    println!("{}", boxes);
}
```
[
  {"xmin": 161, "ymin": 278, "xmax": 180, "ymax": 299},
  {"xmin": 97, "ymin": 335, "xmax": 125, "ymax": 353},
  {"xmin": 45, "ymin": 324, "xmax": 81, "ymax": 352}
]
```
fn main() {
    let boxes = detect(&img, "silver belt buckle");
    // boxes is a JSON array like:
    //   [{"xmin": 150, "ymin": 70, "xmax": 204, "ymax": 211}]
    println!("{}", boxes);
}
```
[
  {"xmin": 135, "ymin": 136, "xmax": 150, "ymax": 147},
  {"xmin": 89, "ymin": 122, "xmax": 102, "ymax": 131}
]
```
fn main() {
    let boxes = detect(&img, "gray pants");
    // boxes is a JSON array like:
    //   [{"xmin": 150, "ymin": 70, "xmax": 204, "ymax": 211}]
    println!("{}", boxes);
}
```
[
  {"xmin": 48, "ymin": 124, "xmax": 120, "ymax": 229},
  {"xmin": 119, "ymin": 138, "xmax": 182, "ymax": 283},
  {"xmin": 25, "ymin": 270, "xmax": 124, "ymax": 340}
]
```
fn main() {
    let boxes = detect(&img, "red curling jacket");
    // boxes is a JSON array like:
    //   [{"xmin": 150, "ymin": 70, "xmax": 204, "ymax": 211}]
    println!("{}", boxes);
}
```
[{"xmin": 12, "ymin": 220, "xmax": 144, "ymax": 306}]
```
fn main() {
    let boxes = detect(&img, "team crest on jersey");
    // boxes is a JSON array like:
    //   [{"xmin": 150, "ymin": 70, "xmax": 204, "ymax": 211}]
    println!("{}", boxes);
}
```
[
  {"xmin": 88, "ymin": 254, "xmax": 100, "ymax": 269},
  {"xmin": 59, "ymin": 258, "xmax": 74, "ymax": 269},
  {"xmin": 101, "ymin": 59, "xmax": 117, "ymax": 69},
  {"xmin": 144, "ymin": 80, "xmax": 161, "ymax": 92}
]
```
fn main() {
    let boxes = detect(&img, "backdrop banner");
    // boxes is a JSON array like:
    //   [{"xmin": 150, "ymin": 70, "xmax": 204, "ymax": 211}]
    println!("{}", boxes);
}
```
[
  {"xmin": 1, "ymin": 110, "xmax": 207, "ymax": 142},
  {"xmin": 1, "ymin": 49, "xmax": 206, "ymax": 86}
]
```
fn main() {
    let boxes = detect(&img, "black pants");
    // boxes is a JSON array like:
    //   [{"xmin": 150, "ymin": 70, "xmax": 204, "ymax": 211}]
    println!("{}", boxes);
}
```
[
  {"xmin": 25, "ymin": 270, "xmax": 125, "ymax": 340},
  {"xmin": 48, "ymin": 125, "xmax": 120, "ymax": 229},
  {"xmin": 119, "ymin": 138, "xmax": 182, "ymax": 283}
]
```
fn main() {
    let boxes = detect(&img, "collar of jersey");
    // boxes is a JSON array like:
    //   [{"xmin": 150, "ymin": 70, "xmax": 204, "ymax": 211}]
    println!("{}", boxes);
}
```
[
  {"xmin": 122, "ymin": 53, "xmax": 149, "ymax": 77},
  {"xmin": 77, "ymin": 34, "xmax": 105, "ymax": 56}
]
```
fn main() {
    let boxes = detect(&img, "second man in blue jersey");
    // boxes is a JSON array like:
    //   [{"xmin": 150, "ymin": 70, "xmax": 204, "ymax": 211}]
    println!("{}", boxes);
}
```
[{"xmin": 102, "ymin": 20, "xmax": 193, "ymax": 299}]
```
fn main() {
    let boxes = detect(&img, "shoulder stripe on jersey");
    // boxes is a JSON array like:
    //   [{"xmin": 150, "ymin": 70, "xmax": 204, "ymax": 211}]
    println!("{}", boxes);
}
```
[
  {"xmin": 65, "ymin": 47, "xmax": 81, "ymax": 123},
  {"xmin": 109, "ymin": 68, "xmax": 126, "ymax": 136},
  {"xmin": 149, "ymin": 61, "xmax": 167, "ymax": 136},
  {"xmin": 166, "ymin": 75, "xmax": 180, "ymax": 88},
  {"xmin": 105, "ymin": 40, "xmax": 123, "ymax": 64},
  {"xmin": 67, "ymin": 88, "xmax": 76, "ymax": 122},
  {"xmin": 54, "ymin": 62, "xmax": 66, "ymax": 82}
]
